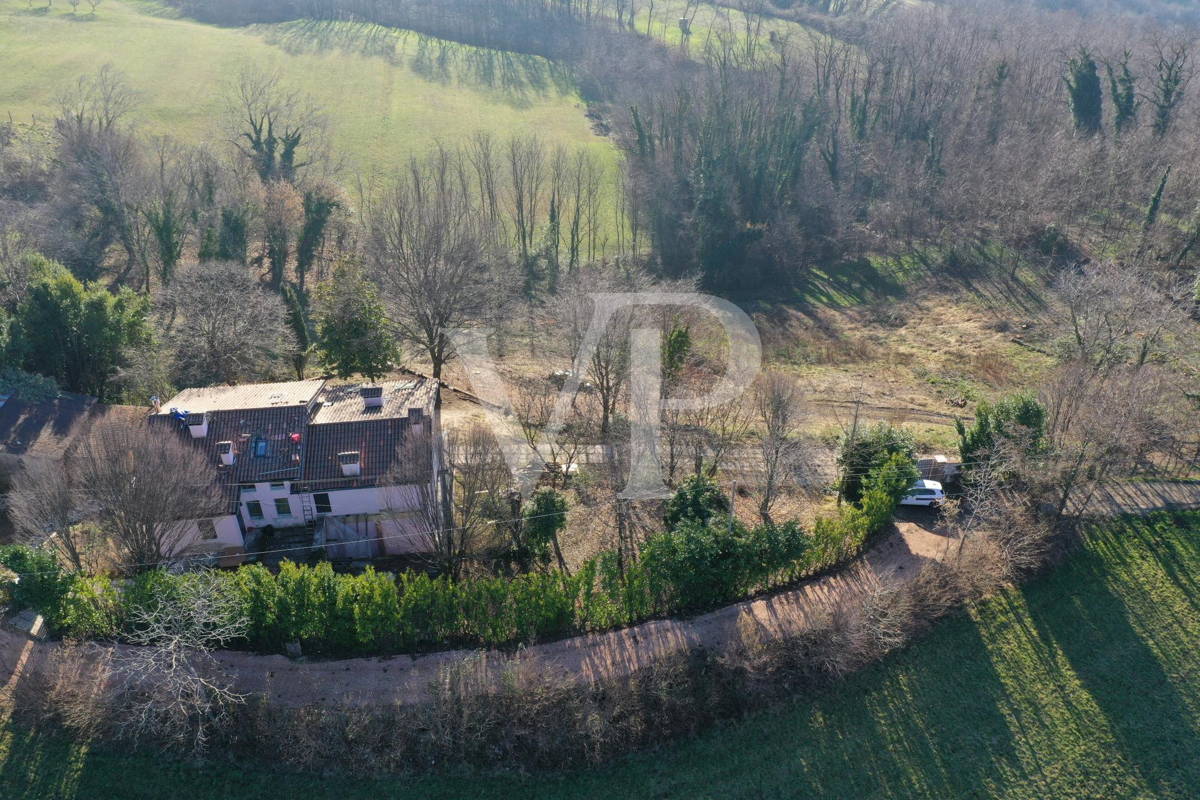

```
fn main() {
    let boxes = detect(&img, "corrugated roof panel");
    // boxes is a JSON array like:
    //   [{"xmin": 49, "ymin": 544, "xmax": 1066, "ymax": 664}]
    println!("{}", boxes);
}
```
[{"xmin": 155, "ymin": 380, "xmax": 326, "ymax": 414}]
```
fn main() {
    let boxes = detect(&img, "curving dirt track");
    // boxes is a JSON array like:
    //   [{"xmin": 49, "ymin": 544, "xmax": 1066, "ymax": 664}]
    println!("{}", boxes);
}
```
[
  {"xmin": 4, "ymin": 483, "xmax": 1200, "ymax": 710},
  {"xmin": 1, "ymin": 517, "xmax": 957, "ymax": 709}
]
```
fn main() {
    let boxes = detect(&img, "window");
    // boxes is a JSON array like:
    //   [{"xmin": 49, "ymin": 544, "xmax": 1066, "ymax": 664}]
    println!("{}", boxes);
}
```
[
  {"xmin": 198, "ymin": 519, "xmax": 218, "ymax": 541},
  {"xmin": 274, "ymin": 498, "xmax": 292, "ymax": 516},
  {"xmin": 246, "ymin": 501, "xmax": 264, "ymax": 520},
  {"xmin": 253, "ymin": 437, "xmax": 268, "ymax": 458},
  {"xmin": 239, "ymin": 483, "xmax": 256, "ymax": 494},
  {"xmin": 314, "ymin": 493, "xmax": 332, "ymax": 514},
  {"xmin": 270, "ymin": 482, "xmax": 285, "ymax": 490}
]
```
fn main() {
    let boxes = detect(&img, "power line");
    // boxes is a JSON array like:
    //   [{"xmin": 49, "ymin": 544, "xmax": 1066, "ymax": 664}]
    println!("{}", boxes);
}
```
[{"xmin": 5, "ymin": 496, "xmax": 621, "ymax": 578}]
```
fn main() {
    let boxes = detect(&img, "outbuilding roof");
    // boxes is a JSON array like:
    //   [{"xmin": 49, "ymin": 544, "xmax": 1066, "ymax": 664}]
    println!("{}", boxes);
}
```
[{"xmin": 154, "ymin": 380, "xmax": 325, "ymax": 414}]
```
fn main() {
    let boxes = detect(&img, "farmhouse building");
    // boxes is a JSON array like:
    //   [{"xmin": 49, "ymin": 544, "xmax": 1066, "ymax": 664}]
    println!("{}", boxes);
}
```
[{"xmin": 151, "ymin": 378, "xmax": 445, "ymax": 563}]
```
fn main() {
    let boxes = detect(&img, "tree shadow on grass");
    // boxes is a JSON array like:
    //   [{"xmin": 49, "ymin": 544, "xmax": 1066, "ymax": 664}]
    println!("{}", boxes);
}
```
[
  {"xmin": 0, "ymin": 723, "xmax": 91, "ymax": 799},
  {"xmin": 1024, "ymin": 530, "xmax": 1200, "ymax": 797},
  {"xmin": 759, "ymin": 614, "xmax": 1031, "ymax": 797},
  {"xmin": 256, "ymin": 20, "xmax": 576, "ymax": 109},
  {"xmin": 923, "ymin": 245, "xmax": 1053, "ymax": 321},
  {"xmin": 795, "ymin": 257, "xmax": 910, "ymax": 310},
  {"xmin": 257, "ymin": 20, "xmax": 405, "ymax": 62}
]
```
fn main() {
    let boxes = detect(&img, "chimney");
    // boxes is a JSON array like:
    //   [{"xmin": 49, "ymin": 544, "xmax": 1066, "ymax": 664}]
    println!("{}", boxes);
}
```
[
  {"xmin": 361, "ymin": 386, "xmax": 384, "ymax": 409},
  {"xmin": 338, "ymin": 451, "xmax": 362, "ymax": 478},
  {"xmin": 217, "ymin": 441, "xmax": 235, "ymax": 467},
  {"xmin": 185, "ymin": 412, "xmax": 208, "ymax": 439}
]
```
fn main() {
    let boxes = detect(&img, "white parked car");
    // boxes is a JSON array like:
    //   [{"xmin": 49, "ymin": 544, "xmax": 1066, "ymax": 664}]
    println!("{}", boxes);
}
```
[{"xmin": 900, "ymin": 479, "xmax": 946, "ymax": 507}]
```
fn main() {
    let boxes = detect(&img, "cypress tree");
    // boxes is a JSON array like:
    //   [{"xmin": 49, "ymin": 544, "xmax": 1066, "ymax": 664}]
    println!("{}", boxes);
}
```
[
  {"xmin": 1065, "ymin": 48, "xmax": 1103, "ymax": 136},
  {"xmin": 1106, "ymin": 51, "xmax": 1138, "ymax": 134}
]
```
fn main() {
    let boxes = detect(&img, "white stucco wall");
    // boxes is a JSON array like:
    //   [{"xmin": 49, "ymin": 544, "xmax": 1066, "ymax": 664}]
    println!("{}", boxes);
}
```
[
  {"xmin": 238, "ymin": 481, "xmax": 300, "ymax": 529},
  {"xmin": 175, "ymin": 514, "xmax": 243, "ymax": 555}
]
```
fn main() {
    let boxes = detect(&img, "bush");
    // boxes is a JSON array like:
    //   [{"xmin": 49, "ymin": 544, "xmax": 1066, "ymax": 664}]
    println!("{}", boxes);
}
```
[
  {"xmin": 345, "ymin": 568, "xmax": 402, "ymax": 654},
  {"xmin": 641, "ymin": 515, "xmax": 811, "ymax": 615},
  {"xmin": 805, "ymin": 453, "xmax": 917, "ymax": 575},
  {"xmin": 231, "ymin": 563, "xmax": 282, "ymax": 650},
  {"xmin": 956, "ymin": 391, "xmax": 1046, "ymax": 468},
  {"xmin": 663, "ymin": 474, "xmax": 729, "ymax": 530},
  {"xmin": 642, "ymin": 515, "xmax": 747, "ymax": 613},
  {"xmin": 837, "ymin": 423, "xmax": 916, "ymax": 503},
  {"xmin": 0, "ymin": 544, "xmax": 76, "ymax": 630},
  {"xmin": 58, "ymin": 575, "xmax": 120, "ymax": 639},
  {"xmin": 123, "ymin": 570, "xmax": 181, "ymax": 631}
]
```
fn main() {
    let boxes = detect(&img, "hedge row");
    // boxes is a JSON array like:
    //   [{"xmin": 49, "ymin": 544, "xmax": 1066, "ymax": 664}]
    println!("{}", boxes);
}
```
[{"xmin": 0, "ymin": 455, "xmax": 917, "ymax": 656}]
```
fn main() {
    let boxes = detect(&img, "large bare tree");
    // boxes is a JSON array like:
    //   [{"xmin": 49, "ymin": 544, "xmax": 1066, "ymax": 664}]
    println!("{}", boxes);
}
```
[
  {"xmin": 752, "ymin": 371, "xmax": 811, "ymax": 523},
  {"xmin": 384, "ymin": 423, "xmax": 509, "ymax": 580},
  {"xmin": 160, "ymin": 260, "xmax": 297, "ymax": 386},
  {"xmin": 8, "ymin": 461, "xmax": 93, "ymax": 572},
  {"xmin": 74, "ymin": 422, "xmax": 227, "ymax": 571},
  {"xmin": 367, "ymin": 152, "xmax": 502, "ymax": 381},
  {"xmin": 224, "ymin": 66, "xmax": 329, "ymax": 185},
  {"xmin": 51, "ymin": 65, "xmax": 146, "ymax": 280},
  {"xmin": 106, "ymin": 571, "xmax": 247, "ymax": 758}
]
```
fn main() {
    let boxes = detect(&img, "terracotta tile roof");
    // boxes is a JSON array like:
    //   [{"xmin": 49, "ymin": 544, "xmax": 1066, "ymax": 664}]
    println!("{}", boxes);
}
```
[
  {"xmin": 301, "ymin": 380, "xmax": 436, "ymax": 492},
  {"xmin": 150, "ymin": 378, "xmax": 438, "ymax": 490},
  {"xmin": 152, "ymin": 404, "xmax": 310, "ymax": 484},
  {"xmin": 0, "ymin": 392, "xmax": 98, "ymax": 461},
  {"xmin": 300, "ymin": 419, "xmax": 433, "ymax": 491}
]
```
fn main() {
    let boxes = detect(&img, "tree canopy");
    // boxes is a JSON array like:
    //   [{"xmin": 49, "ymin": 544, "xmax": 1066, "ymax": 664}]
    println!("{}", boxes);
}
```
[{"xmin": 6, "ymin": 255, "xmax": 149, "ymax": 400}]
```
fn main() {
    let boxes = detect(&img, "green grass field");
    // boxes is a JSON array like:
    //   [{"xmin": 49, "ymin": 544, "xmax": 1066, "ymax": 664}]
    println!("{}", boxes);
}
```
[
  {"xmin": 0, "ymin": 0, "xmax": 618, "ymax": 182},
  {"xmin": 3, "ymin": 511, "xmax": 1199, "ymax": 798},
  {"xmin": 628, "ymin": 0, "xmax": 815, "ymax": 56}
]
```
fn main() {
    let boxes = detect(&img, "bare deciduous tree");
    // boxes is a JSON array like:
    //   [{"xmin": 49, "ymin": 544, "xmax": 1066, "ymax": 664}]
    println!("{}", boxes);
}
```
[
  {"xmin": 752, "ymin": 371, "xmax": 811, "ymax": 523},
  {"xmin": 75, "ymin": 422, "xmax": 226, "ymax": 571},
  {"xmin": 367, "ymin": 153, "xmax": 501, "ymax": 380},
  {"xmin": 511, "ymin": 377, "xmax": 594, "ymax": 488},
  {"xmin": 507, "ymin": 135, "xmax": 546, "ymax": 275},
  {"xmin": 161, "ymin": 260, "xmax": 297, "ymax": 386},
  {"xmin": 681, "ymin": 390, "xmax": 753, "ymax": 478},
  {"xmin": 1054, "ymin": 261, "xmax": 1185, "ymax": 371},
  {"xmin": 390, "ymin": 423, "xmax": 509, "ymax": 580},
  {"xmin": 52, "ymin": 65, "xmax": 145, "ymax": 279},
  {"xmin": 224, "ymin": 66, "xmax": 329, "ymax": 184},
  {"xmin": 8, "ymin": 461, "xmax": 94, "ymax": 572},
  {"xmin": 107, "ymin": 571, "xmax": 247, "ymax": 758},
  {"xmin": 587, "ymin": 307, "xmax": 631, "ymax": 436},
  {"xmin": 1035, "ymin": 362, "xmax": 1168, "ymax": 518}
]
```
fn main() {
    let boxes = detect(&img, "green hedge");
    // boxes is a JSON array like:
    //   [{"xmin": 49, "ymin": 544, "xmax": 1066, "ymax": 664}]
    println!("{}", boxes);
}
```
[
  {"xmin": 0, "ymin": 457, "xmax": 916, "ymax": 655},
  {"xmin": 0, "ymin": 545, "xmax": 120, "ymax": 639}
]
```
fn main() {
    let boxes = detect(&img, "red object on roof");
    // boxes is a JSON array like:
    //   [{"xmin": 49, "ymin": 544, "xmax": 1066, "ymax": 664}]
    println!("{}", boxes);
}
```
[{"xmin": 290, "ymin": 432, "xmax": 301, "ymax": 442}]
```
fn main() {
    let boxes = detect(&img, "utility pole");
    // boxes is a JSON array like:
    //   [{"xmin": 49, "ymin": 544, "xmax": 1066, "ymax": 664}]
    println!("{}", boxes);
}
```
[
  {"xmin": 729, "ymin": 480, "xmax": 737, "ymax": 533},
  {"xmin": 838, "ymin": 397, "xmax": 862, "ymax": 507}
]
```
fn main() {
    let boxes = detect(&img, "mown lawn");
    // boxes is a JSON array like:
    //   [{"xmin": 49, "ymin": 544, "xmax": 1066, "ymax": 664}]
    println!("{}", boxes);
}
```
[
  {"xmin": 3, "ymin": 512, "xmax": 1200, "ymax": 798},
  {"xmin": 0, "ymin": 0, "xmax": 618, "ymax": 181}
]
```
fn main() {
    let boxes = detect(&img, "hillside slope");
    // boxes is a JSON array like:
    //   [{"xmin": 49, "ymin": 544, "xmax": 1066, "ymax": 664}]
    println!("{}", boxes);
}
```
[
  {"xmin": 0, "ymin": 0, "xmax": 616, "ymax": 180},
  {"xmin": 3, "ymin": 512, "xmax": 1199, "ymax": 797}
]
